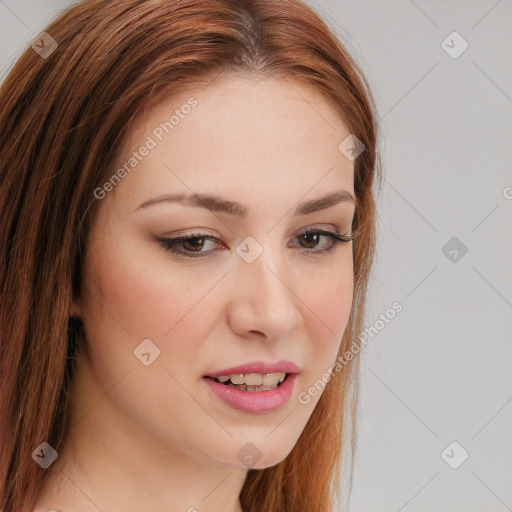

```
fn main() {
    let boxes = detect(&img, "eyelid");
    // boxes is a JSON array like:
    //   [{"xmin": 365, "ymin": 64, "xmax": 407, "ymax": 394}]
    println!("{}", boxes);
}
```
[
  {"xmin": 161, "ymin": 227, "xmax": 219, "ymax": 238},
  {"xmin": 161, "ymin": 224, "xmax": 344, "ymax": 241}
]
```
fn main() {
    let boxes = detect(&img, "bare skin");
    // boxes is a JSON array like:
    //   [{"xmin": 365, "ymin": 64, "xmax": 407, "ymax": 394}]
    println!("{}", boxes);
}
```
[{"xmin": 33, "ymin": 73, "xmax": 355, "ymax": 512}]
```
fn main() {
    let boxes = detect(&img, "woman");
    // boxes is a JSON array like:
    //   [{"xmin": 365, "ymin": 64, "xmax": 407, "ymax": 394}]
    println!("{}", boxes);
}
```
[{"xmin": 0, "ymin": 0, "xmax": 381, "ymax": 510}]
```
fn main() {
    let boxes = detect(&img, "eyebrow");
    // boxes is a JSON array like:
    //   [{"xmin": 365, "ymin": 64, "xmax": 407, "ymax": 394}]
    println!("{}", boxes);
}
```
[{"xmin": 135, "ymin": 189, "xmax": 356, "ymax": 216}]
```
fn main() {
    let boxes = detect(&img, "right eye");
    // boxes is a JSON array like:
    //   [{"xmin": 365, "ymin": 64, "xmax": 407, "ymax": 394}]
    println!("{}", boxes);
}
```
[{"xmin": 158, "ymin": 233, "xmax": 225, "ymax": 258}]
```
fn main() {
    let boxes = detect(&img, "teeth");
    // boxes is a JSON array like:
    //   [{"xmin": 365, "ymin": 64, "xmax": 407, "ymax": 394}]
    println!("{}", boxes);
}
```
[
  {"xmin": 230, "ymin": 374, "xmax": 245, "ymax": 385},
  {"xmin": 214, "ymin": 372, "xmax": 287, "ymax": 386}
]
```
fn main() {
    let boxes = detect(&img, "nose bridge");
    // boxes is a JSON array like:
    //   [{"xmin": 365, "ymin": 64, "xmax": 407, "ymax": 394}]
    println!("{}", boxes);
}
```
[{"xmin": 230, "ymin": 237, "xmax": 303, "ymax": 338}]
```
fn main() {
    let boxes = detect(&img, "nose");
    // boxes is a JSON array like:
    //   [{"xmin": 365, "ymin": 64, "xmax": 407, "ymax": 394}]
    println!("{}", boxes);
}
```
[{"xmin": 227, "ymin": 247, "xmax": 304, "ymax": 342}]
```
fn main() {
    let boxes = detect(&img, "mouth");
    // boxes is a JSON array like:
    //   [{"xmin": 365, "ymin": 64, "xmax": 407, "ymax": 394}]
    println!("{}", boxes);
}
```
[{"xmin": 202, "ymin": 360, "xmax": 300, "ymax": 412}]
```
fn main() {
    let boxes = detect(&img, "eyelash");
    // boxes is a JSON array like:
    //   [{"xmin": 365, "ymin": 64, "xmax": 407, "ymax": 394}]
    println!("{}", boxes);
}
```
[{"xmin": 157, "ymin": 228, "xmax": 352, "ymax": 259}]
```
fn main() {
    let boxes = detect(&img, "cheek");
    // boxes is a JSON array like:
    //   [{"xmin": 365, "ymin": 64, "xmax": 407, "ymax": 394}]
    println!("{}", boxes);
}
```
[
  {"xmin": 304, "ymin": 259, "xmax": 353, "ymax": 335},
  {"xmin": 78, "ymin": 238, "xmax": 220, "ymax": 425},
  {"xmin": 83, "ymin": 236, "xmax": 220, "ymax": 366},
  {"xmin": 299, "ymin": 261, "xmax": 354, "ymax": 375}
]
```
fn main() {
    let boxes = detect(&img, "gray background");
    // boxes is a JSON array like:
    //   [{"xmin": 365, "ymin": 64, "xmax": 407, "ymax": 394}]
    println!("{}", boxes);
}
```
[{"xmin": 1, "ymin": 1, "xmax": 511, "ymax": 511}]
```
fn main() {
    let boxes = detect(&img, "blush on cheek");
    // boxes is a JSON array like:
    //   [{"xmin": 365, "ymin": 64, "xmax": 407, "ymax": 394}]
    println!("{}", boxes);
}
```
[
  {"xmin": 94, "ymin": 262, "xmax": 210, "ymax": 363},
  {"xmin": 307, "ymin": 277, "xmax": 353, "ymax": 338}
]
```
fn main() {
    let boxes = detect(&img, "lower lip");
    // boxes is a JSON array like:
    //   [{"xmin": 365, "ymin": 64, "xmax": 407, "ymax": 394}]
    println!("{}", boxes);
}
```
[{"xmin": 202, "ymin": 373, "xmax": 298, "ymax": 413}]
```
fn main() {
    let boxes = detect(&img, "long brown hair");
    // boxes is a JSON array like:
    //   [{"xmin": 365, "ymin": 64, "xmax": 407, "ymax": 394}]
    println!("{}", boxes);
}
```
[{"xmin": 0, "ymin": 0, "xmax": 381, "ymax": 510}]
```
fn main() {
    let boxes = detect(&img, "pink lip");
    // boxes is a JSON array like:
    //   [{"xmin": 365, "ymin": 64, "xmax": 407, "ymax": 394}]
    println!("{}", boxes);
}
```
[
  {"xmin": 203, "ymin": 360, "xmax": 300, "ymax": 378},
  {"xmin": 203, "ymin": 373, "xmax": 298, "ymax": 413}
]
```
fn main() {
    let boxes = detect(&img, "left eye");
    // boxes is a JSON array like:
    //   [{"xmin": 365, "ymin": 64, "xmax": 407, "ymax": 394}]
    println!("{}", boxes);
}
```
[{"xmin": 157, "ymin": 229, "xmax": 352, "ymax": 258}]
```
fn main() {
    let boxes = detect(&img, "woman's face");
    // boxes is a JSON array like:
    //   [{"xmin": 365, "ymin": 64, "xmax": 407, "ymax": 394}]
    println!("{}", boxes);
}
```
[{"xmin": 74, "ymin": 74, "xmax": 356, "ymax": 470}]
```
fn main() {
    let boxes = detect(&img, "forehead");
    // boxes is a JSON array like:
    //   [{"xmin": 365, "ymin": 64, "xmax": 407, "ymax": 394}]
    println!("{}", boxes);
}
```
[{"xmin": 112, "ymin": 74, "xmax": 354, "ymax": 213}]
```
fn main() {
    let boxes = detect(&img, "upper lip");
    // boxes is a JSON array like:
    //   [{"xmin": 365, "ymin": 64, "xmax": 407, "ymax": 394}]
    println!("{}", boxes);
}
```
[{"xmin": 204, "ymin": 360, "xmax": 301, "ymax": 378}]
